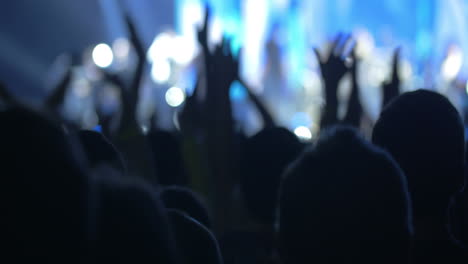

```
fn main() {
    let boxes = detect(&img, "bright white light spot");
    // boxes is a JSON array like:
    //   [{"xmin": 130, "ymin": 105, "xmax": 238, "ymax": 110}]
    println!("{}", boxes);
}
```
[
  {"xmin": 151, "ymin": 59, "xmax": 171, "ymax": 83},
  {"xmin": 165, "ymin": 87, "xmax": 185, "ymax": 107},
  {"xmin": 148, "ymin": 33, "xmax": 196, "ymax": 65},
  {"xmin": 182, "ymin": 3, "xmax": 203, "ymax": 37},
  {"xmin": 465, "ymin": 82, "xmax": 468, "ymax": 95},
  {"xmin": 243, "ymin": 0, "xmax": 268, "ymax": 87},
  {"xmin": 294, "ymin": 126, "xmax": 312, "ymax": 141},
  {"xmin": 147, "ymin": 33, "xmax": 173, "ymax": 63},
  {"xmin": 172, "ymin": 36, "xmax": 196, "ymax": 65},
  {"xmin": 92, "ymin": 43, "xmax": 114, "ymax": 68},
  {"xmin": 113, "ymin": 38, "xmax": 130, "ymax": 59},
  {"xmin": 442, "ymin": 45, "xmax": 463, "ymax": 80},
  {"xmin": 141, "ymin": 125, "xmax": 149, "ymax": 135}
]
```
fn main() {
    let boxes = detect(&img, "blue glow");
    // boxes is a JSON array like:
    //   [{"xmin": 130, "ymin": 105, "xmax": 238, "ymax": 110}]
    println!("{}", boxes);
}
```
[
  {"xmin": 291, "ymin": 112, "xmax": 312, "ymax": 128},
  {"xmin": 93, "ymin": 125, "xmax": 102, "ymax": 133},
  {"xmin": 230, "ymin": 81, "xmax": 247, "ymax": 101}
]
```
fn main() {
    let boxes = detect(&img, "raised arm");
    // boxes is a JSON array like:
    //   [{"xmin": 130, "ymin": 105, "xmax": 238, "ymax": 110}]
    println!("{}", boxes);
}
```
[
  {"xmin": 238, "ymin": 78, "xmax": 276, "ymax": 129},
  {"xmin": 382, "ymin": 48, "xmax": 401, "ymax": 108},
  {"xmin": 343, "ymin": 47, "xmax": 363, "ymax": 127},
  {"xmin": 315, "ymin": 34, "xmax": 353, "ymax": 129}
]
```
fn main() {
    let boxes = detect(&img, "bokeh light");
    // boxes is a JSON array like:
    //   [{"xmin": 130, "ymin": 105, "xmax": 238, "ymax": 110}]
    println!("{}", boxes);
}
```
[
  {"xmin": 147, "ymin": 33, "xmax": 173, "ymax": 64},
  {"xmin": 112, "ymin": 38, "xmax": 130, "ymax": 59},
  {"xmin": 92, "ymin": 43, "xmax": 114, "ymax": 68},
  {"xmin": 442, "ymin": 45, "xmax": 463, "ymax": 80},
  {"xmin": 294, "ymin": 126, "xmax": 312, "ymax": 141},
  {"xmin": 165, "ymin": 86, "xmax": 185, "ymax": 107},
  {"xmin": 151, "ymin": 59, "xmax": 171, "ymax": 83},
  {"xmin": 171, "ymin": 35, "xmax": 196, "ymax": 65}
]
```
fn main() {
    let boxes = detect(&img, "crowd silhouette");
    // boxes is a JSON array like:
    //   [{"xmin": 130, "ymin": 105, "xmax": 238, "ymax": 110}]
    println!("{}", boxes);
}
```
[{"xmin": 1, "ymin": 5, "xmax": 468, "ymax": 264}]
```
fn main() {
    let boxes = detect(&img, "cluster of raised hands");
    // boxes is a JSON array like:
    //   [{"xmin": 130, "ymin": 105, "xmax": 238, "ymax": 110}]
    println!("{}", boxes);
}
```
[
  {"xmin": 0, "ymin": 9, "xmax": 403, "ymax": 139},
  {"xmin": 0, "ymin": 7, "xmax": 420, "ymax": 234},
  {"xmin": 314, "ymin": 34, "xmax": 402, "ymax": 129}
]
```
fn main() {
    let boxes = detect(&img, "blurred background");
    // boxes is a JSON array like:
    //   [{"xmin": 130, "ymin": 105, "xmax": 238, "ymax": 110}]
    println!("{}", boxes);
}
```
[{"xmin": 1, "ymin": 0, "xmax": 468, "ymax": 138}]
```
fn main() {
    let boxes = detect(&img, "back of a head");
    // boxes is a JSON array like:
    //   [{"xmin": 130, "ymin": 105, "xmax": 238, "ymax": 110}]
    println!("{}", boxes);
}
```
[
  {"xmin": 240, "ymin": 127, "xmax": 304, "ymax": 226},
  {"xmin": 279, "ymin": 126, "xmax": 412, "ymax": 264},
  {"xmin": 372, "ymin": 90, "xmax": 465, "ymax": 218},
  {"xmin": 78, "ymin": 130, "xmax": 126, "ymax": 173},
  {"xmin": 0, "ymin": 106, "xmax": 92, "ymax": 262},
  {"xmin": 94, "ymin": 174, "xmax": 178, "ymax": 264},
  {"xmin": 168, "ymin": 209, "xmax": 223, "ymax": 264},
  {"xmin": 148, "ymin": 130, "xmax": 188, "ymax": 186},
  {"xmin": 160, "ymin": 186, "xmax": 212, "ymax": 229}
]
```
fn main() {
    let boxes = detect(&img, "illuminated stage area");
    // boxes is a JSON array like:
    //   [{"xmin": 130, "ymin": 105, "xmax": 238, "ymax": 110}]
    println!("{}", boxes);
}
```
[
  {"xmin": 7, "ymin": 0, "xmax": 465, "ymax": 138},
  {"xmin": 152, "ymin": 0, "xmax": 466, "ymax": 136}
]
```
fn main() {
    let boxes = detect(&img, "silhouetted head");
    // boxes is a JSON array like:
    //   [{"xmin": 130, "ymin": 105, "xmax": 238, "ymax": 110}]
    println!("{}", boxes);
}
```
[
  {"xmin": 148, "ymin": 130, "xmax": 188, "ymax": 186},
  {"xmin": 240, "ymin": 127, "xmax": 303, "ymax": 227},
  {"xmin": 0, "ymin": 106, "xmax": 93, "ymax": 262},
  {"xmin": 279, "ymin": 126, "xmax": 413, "ymax": 264},
  {"xmin": 94, "ymin": 174, "xmax": 178, "ymax": 264},
  {"xmin": 160, "ymin": 186, "xmax": 212, "ymax": 229},
  {"xmin": 167, "ymin": 209, "xmax": 222, "ymax": 264},
  {"xmin": 372, "ymin": 90, "xmax": 465, "ymax": 220},
  {"xmin": 78, "ymin": 130, "xmax": 126, "ymax": 174}
]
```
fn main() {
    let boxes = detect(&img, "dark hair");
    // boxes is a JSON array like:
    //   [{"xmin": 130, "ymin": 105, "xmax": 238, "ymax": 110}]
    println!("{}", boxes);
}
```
[
  {"xmin": 93, "ymin": 174, "xmax": 178, "ymax": 264},
  {"xmin": 279, "ymin": 126, "xmax": 413, "ymax": 264},
  {"xmin": 372, "ymin": 90, "xmax": 465, "ymax": 219},
  {"xmin": 160, "ymin": 186, "xmax": 212, "ymax": 229},
  {"xmin": 240, "ymin": 127, "xmax": 303, "ymax": 226},
  {"xmin": 168, "ymin": 209, "xmax": 222, "ymax": 264},
  {"xmin": 148, "ymin": 130, "xmax": 188, "ymax": 186},
  {"xmin": 0, "ymin": 106, "xmax": 93, "ymax": 262},
  {"xmin": 78, "ymin": 130, "xmax": 126, "ymax": 173}
]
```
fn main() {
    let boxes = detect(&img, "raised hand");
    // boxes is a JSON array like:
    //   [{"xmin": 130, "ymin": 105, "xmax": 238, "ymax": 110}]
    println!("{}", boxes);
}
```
[
  {"xmin": 196, "ymin": 35, "xmax": 239, "ymax": 232},
  {"xmin": 315, "ymin": 34, "xmax": 352, "ymax": 84},
  {"xmin": 197, "ymin": 6, "xmax": 211, "ymax": 54},
  {"xmin": 96, "ymin": 15, "xmax": 155, "ymax": 182},
  {"xmin": 100, "ymin": 16, "xmax": 146, "ymax": 136},
  {"xmin": 239, "ymin": 78, "xmax": 276, "ymax": 129},
  {"xmin": 178, "ymin": 74, "xmax": 203, "ymax": 137},
  {"xmin": 343, "ymin": 47, "xmax": 363, "ymax": 127},
  {"xmin": 125, "ymin": 15, "xmax": 146, "ymax": 96},
  {"xmin": 122, "ymin": 16, "xmax": 146, "ymax": 130},
  {"xmin": 206, "ymin": 37, "xmax": 238, "ymax": 95},
  {"xmin": 382, "ymin": 48, "xmax": 401, "ymax": 108},
  {"xmin": 316, "ymin": 34, "xmax": 353, "ymax": 128}
]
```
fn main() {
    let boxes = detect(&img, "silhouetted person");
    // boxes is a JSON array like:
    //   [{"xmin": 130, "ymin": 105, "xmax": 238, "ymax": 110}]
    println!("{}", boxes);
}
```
[
  {"xmin": 168, "ymin": 209, "xmax": 222, "ymax": 264},
  {"xmin": 448, "ymin": 140, "xmax": 468, "ymax": 246},
  {"xmin": 0, "ymin": 106, "xmax": 93, "ymax": 263},
  {"xmin": 372, "ymin": 90, "xmax": 468, "ymax": 263},
  {"xmin": 148, "ymin": 130, "xmax": 189, "ymax": 186},
  {"xmin": 451, "ymin": 178, "xmax": 468, "ymax": 246},
  {"xmin": 240, "ymin": 127, "xmax": 304, "ymax": 227},
  {"xmin": 79, "ymin": 130, "xmax": 126, "ymax": 174},
  {"xmin": 160, "ymin": 186, "xmax": 212, "ymax": 229},
  {"xmin": 220, "ymin": 127, "xmax": 303, "ymax": 264},
  {"xmin": 93, "ymin": 173, "xmax": 178, "ymax": 264},
  {"xmin": 279, "ymin": 126, "xmax": 413, "ymax": 264}
]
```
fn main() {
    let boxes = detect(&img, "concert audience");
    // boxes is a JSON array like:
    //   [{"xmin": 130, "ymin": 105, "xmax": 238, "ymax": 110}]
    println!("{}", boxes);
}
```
[{"xmin": 1, "ymin": 5, "xmax": 467, "ymax": 264}]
